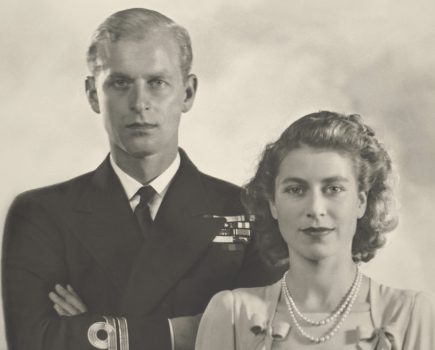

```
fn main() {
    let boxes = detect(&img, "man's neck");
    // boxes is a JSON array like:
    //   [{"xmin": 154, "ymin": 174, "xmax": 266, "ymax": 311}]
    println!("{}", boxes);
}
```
[{"xmin": 111, "ymin": 147, "xmax": 178, "ymax": 185}]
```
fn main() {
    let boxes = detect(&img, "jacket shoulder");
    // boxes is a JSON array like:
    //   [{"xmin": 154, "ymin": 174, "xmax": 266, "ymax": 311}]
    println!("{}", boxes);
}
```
[
  {"xmin": 197, "ymin": 172, "xmax": 243, "ymax": 213},
  {"xmin": 9, "ymin": 170, "xmax": 94, "ymax": 209},
  {"xmin": 200, "ymin": 172, "xmax": 241, "ymax": 195}
]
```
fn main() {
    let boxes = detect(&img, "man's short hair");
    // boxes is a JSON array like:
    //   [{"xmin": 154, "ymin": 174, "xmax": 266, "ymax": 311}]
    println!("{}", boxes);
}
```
[{"xmin": 87, "ymin": 8, "xmax": 193, "ymax": 79}]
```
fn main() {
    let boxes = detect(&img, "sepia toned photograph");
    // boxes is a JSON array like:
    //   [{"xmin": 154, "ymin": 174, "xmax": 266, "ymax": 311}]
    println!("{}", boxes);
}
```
[{"xmin": 1, "ymin": 0, "xmax": 434, "ymax": 349}]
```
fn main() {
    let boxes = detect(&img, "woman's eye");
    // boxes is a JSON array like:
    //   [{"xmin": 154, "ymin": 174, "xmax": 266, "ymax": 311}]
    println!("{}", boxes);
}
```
[{"xmin": 284, "ymin": 186, "xmax": 304, "ymax": 196}]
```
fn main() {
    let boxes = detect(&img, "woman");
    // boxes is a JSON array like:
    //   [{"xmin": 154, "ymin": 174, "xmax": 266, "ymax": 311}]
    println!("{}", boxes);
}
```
[{"xmin": 196, "ymin": 111, "xmax": 435, "ymax": 349}]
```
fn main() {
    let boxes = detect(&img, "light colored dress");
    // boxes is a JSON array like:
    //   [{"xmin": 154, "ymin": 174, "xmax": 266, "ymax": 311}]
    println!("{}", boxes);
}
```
[{"xmin": 195, "ymin": 278, "xmax": 435, "ymax": 349}]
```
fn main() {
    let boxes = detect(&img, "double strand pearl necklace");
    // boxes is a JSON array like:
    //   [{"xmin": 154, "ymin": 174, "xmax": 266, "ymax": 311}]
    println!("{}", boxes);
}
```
[{"xmin": 281, "ymin": 267, "xmax": 362, "ymax": 344}]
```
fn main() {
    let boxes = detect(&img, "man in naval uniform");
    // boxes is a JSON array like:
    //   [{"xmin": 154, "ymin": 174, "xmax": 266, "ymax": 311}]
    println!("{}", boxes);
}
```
[{"xmin": 2, "ymin": 8, "xmax": 278, "ymax": 350}]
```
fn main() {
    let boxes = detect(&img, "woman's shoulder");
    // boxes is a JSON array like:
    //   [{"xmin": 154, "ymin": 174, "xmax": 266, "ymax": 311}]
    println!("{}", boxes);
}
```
[
  {"xmin": 371, "ymin": 278, "xmax": 435, "ymax": 311},
  {"xmin": 370, "ymin": 278, "xmax": 435, "ymax": 331},
  {"xmin": 232, "ymin": 280, "xmax": 281, "ymax": 305},
  {"xmin": 210, "ymin": 280, "xmax": 282, "ymax": 308},
  {"xmin": 207, "ymin": 281, "xmax": 282, "ymax": 322}
]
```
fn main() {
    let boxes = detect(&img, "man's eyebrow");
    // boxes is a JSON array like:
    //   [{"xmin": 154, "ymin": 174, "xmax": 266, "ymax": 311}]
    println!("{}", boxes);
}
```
[
  {"xmin": 107, "ymin": 72, "xmax": 132, "ymax": 79},
  {"xmin": 107, "ymin": 71, "xmax": 171, "ymax": 79},
  {"xmin": 147, "ymin": 70, "xmax": 172, "ymax": 79}
]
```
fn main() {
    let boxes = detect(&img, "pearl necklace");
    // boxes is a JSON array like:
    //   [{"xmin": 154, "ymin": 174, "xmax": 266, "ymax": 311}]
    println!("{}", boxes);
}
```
[
  {"xmin": 282, "ymin": 267, "xmax": 361, "ymax": 326},
  {"xmin": 281, "ymin": 267, "xmax": 362, "ymax": 344}
]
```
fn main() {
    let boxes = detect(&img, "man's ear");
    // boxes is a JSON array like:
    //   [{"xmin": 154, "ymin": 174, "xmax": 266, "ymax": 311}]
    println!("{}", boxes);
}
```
[
  {"xmin": 357, "ymin": 191, "xmax": 367, "ymax": 219},
  {"xmin": 181, "ymin": 74, "xmax": 198, "ymax": 113},
  {"xmin": 85, "ymin": 76, "xmax": 100, "ymax": 114}
]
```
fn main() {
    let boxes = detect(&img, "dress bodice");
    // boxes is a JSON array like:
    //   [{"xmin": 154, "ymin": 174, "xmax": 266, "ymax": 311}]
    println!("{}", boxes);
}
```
[{"xmin": 196, "ymin": 276, "xmax": 435, "ymax": 350}]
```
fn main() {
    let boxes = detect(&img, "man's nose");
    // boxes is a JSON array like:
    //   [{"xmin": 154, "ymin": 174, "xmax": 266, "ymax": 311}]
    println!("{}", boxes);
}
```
[
  {"xmin": 305, "ymin": 191, "xmax": 326, "ymax": 219},
  {"xmin": 130, "ymin": 84, "xmax": 150, "ymax": 113}
]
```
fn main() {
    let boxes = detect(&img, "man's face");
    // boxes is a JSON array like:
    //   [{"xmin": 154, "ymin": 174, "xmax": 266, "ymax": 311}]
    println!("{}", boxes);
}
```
[{"xmin": 87, "ymin": 32, "xmax": 196, "ymax": 160}]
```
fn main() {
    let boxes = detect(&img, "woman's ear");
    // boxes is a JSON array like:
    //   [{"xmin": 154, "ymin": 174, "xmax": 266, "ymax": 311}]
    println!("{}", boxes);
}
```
[
  {"xmin": 357, "ymin": 192, "xmax": 367, "ymax": 219},
  {"xmin": 269, "ymin": 199, "xmax": 278, "ymax": 220}
]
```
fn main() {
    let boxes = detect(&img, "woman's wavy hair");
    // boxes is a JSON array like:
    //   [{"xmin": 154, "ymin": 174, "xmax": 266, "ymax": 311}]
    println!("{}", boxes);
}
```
[{"xmin": 243, "ymin": 111, "xmax": 398, "ymax": 266}]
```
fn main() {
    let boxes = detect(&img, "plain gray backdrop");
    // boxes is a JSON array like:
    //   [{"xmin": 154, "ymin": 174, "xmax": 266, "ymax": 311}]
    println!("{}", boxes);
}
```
[{"xmin": 1, "ymin": 0, "xmax": 435, "ymax": 348}]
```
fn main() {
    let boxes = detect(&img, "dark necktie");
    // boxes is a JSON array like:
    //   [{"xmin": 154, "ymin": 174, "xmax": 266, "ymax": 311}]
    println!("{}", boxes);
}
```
[{"xmin": 134, "ymin": 186, "xmax": 156, "ymax": 238}]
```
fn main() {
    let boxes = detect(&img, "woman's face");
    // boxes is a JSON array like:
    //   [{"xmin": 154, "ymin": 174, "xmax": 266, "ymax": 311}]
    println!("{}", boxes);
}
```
[{"xmin": 269, "ymin": 146, "xmax": 367, "ymax": 262}]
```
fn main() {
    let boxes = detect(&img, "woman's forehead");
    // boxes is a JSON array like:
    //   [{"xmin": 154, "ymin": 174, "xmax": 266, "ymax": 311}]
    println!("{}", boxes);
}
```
[{"xmin": 276, "ymin": 146, "xmax": 357, "ymax": 183}]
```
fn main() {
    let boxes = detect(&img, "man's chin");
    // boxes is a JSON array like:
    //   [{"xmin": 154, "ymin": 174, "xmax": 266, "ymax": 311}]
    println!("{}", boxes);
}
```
[
  {"xmin": 112, "ymin": 139, "xmax": 177, "ymax": 160},
  {"xmin": 129, "ymin": 150, "xmax": 155, "ymax": 159},
  {"xmin": 122, "ymin": 141, "xmax": 160, "ymax": 158},
  {"xmin": 111, "ymin": 144, "xmax": 157, "ymax": 160}
]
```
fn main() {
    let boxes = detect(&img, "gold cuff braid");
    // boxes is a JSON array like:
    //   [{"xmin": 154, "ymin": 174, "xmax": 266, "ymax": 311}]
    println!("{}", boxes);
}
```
[{"xmin": 87, "ymin": 316, "xmax": 129, "ymax": 350}]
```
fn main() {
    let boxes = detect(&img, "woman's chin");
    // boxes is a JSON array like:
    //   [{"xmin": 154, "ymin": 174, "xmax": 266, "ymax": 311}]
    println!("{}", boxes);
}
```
[{"xmin": 294, "ymin": 245, "xmax": 338, "ymax": 263}]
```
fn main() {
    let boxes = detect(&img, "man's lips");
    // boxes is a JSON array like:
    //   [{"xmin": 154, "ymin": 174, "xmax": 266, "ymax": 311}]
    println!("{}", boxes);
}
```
[
  {"xmin": 300, "ymin": 227, "xmax": 334, "ymax": 237},
  {"xmin": 126, "ymin": 123, "xmax": 158, "ymax": 130}
]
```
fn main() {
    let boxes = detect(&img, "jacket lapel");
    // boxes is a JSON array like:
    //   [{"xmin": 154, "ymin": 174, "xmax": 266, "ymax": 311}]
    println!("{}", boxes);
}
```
[
  {"xmin": 118, "ymin": 150, "xmax": 224, "ymax": 315},
  {"xmin": 71, "ymin": 156, "xmax": 144, "ymax": 292}
]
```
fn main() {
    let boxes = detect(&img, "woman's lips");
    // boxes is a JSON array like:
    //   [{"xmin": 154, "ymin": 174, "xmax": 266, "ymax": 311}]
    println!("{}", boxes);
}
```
[{"xmin": 300, "ymin": 227, "xmax": 334, "ymax": 237}]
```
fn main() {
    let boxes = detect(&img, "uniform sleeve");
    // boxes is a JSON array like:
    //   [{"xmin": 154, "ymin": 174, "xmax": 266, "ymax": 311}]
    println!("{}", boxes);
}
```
[
  {"xmin": 195, "ymin": 290, "xmax": 236, "ymax": 350},
  {"xmin": 2, "ymin": 195, "xmax": 171, "ymax": 350},
  {"xmin": 402, "ymin": 291, "xmax": 435, "ymax": 349}
]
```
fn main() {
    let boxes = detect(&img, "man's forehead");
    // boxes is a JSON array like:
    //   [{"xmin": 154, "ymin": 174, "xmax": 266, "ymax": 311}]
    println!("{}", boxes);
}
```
[
  {"xmin": 93, "ymin": 33, "xmax": 180, "ymax": 72},
  {"xmin": 97, "ymin": 27, "xmax": 176, "ymax": 52}
]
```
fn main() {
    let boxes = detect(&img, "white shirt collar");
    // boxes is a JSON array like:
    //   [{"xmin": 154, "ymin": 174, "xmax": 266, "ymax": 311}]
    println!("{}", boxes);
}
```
[{"xmin": 110, "ymin": 152, "xmax": 181, "ymax": 202}]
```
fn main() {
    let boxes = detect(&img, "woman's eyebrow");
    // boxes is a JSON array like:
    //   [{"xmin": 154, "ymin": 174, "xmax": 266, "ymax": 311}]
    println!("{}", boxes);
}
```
[
  {"xmin": 279, "ymin": 177, "xmax": 307, "ymax": 185},
  {"xmin": 279, "ymin": 176, "xmax": 350, "ymax": 185},
  {"xmin": 322, "ymin": 176, "xmax": 350, "ymax": 184}
]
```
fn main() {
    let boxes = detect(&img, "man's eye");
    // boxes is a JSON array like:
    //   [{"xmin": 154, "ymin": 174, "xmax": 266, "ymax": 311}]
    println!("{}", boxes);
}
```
[
  {"xmin": 325, "ymin": 185, "xmax": 345, "ymax": 194},
  {"xmin": 149, "ymin": 80, "xmax": 168, "ymax": 89},
  {"xmin": 112, "ymin": 79, "xmax": 130, "ymax": 89}
]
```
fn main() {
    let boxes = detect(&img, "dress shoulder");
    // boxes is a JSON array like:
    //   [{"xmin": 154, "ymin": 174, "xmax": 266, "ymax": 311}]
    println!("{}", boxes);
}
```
[
  {"xmin": 402, "ymin": 290, "xmax": 435, "ymax": 349},
  {"xmin": 371, "ymin": 279, "xmax": 421, "ymax": 319},
  {"xmin": 369, "ymin": 279, "xmax": 435, "ymax": 349},
  {"xmin": 209, "ymin": 290, "xmax": 235, "ymax": 315},
  {"xmin": 196, "ymin": 290, "xmax": 235, "ymax": 350},
  {"xmin": 200, "ymin": 284, "xmax": 277, "ymax": 324},
  {"xmin": 196, "ymin": 283, "xmax": 281, "ymax": 350}
]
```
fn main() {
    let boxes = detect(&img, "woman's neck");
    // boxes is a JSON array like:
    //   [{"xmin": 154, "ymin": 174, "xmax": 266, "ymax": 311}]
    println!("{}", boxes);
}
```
[{"xmin": 284, "ymin": 255, "xmax": 358, "ymax": 313}]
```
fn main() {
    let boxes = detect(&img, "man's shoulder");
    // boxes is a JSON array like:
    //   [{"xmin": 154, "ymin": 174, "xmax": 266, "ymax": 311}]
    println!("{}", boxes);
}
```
[
  {"xmin": 11, "ymin": 170, "xmax": 94, "ymax": 209},
  {"xmin": 178, "ymin": 150, "xmax": 244, "ymax": 213},
  {"xmin": 179, "ymin": 148, "xmax": 241, "ymax": 195},
  {"xmin": 197, "ymin": 171, "xmax": 243, "ymax": 209},
  {"xmin": 199, "ymin": 171, "xmax": 241, "ymax": 195}
]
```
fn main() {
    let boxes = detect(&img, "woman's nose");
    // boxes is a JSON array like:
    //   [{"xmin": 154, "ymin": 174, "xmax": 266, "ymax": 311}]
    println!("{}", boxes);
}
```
[{"xmin": 305, "ymin": 191, "xmax": 326, "ymax": 218}]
